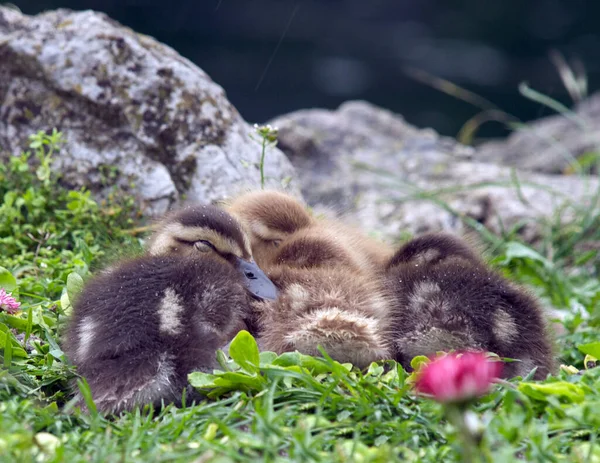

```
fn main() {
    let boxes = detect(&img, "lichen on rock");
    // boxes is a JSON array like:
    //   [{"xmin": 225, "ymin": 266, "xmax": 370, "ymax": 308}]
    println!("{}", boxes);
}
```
[{"xmin": 0, "ymin": 6, "xmax": 298, "ymax": 215}]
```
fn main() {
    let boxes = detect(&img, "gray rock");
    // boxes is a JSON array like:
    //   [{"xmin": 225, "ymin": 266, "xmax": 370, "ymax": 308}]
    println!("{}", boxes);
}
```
[
  {"xmin": 271, "ymin": 100, "xmax": 599, "ymax": 243},
  {"xmin": 0, "ymin": 7, "xmax": 298, "ymax": 215},
  {"xmin": 476, "ymin": 92, "xmax": 600, "ymax": 174}
]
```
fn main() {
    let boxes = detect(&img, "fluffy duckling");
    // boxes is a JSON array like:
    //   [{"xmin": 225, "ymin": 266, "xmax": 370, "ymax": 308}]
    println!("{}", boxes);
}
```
[
  {"xmin": 253, "ymin": 265, "xmax": 392, "ymax": 368},
  {"xmin": 63, "ymin": 205, "xmax": 277, "ymax": 413},
  {"xmin": 225, "ymin": 190, "xmax": 393, "ymax": 274},
  {"xmin": 225, "ymin": 191, "xmax": 392, "ymax": 367},
  {"xmin": 385, "ymin": 233, "xmax": 555, "ymax": 379}
]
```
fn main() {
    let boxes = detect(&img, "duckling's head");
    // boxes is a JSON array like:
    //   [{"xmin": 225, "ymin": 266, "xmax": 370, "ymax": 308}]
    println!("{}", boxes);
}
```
[
  {"xmin": 147, "ymin": 204, "xmax": 278, "ymax": 301},
  {"xmin": 225, "ymin": 191, "xmax": 314, "ymax": 266}
]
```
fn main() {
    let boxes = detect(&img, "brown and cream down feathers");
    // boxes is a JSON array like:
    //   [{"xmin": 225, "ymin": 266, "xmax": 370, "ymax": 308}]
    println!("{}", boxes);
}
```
[
  {"xmin": 225, "ymin": 190, "xmax": 393, "ymax": 274},
  {"xmin": 226, "ymin": 190, "xmax": 394, "ymax": 368}
]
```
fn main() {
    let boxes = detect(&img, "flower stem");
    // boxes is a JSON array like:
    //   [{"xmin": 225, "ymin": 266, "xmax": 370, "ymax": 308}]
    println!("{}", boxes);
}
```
[
  {"xmin": 260, "ymin": 137, "xmax": 266, "ymax": 189},
  {"xmin": 446, "ymin": 405, "xmax": 485, "ymax": 463}
]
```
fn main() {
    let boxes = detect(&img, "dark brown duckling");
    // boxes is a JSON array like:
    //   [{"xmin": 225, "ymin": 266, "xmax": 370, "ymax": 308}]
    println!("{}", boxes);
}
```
[
  {"xmin": 63, "ymin": 204, "xmax": 277, "ymax": 413},
  {"xmin": 385, "ymin": 233, "xmax": 555, "ymax": 379}
]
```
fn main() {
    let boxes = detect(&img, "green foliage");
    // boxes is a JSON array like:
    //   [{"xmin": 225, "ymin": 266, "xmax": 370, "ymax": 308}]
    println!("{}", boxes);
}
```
[
  {"xmin": 0, "ymin": 266, "xmax": 17, "ymax": 292},
  {"xmin": 1, "ymin": 129, "xmax": 599, "ymax": 462},
  {"xmin": 185, "ymin": 333, "xmax": 600, "ymax": 462},
  {"xmin": 0, "ymin": 130, "xmax": 140, "ymax": 300},
  {"xmin": 578, "ymin": 342, "xmax": 600, "ymax": 359},
  {"xmin": 227, "ymin": 330, "xmax": 261, "ymax": 374}
]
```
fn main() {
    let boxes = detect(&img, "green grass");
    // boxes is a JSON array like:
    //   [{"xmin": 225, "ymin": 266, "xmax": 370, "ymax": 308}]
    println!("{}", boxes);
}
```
[{"xmin": 1, "ymin": 131, "xmax": 599, "ymax": 462}]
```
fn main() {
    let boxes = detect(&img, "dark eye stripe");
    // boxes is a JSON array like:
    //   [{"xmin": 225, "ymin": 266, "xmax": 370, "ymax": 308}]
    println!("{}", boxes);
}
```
[{"xmin": 174, "ymin": 237, "xmax": 195, "ymax": 246}]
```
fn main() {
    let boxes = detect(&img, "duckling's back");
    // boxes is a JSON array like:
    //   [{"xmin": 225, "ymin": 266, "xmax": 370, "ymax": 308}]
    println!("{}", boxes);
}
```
[
  {"xmin": 385, "ymin": 233, "xmax": 555, "ymax": 379},
  {"xmin": 64, "ymin": 255, "xmax": 250, "ymax": 413}
]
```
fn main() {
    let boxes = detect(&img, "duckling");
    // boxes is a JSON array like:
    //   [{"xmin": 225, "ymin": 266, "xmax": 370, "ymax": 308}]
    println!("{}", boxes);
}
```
[
  {"xmin": 253, "ymin": 265, "xmax": 392, "ymax": 368},
  {"xmin": 384, "ymin": 233, "xmax": 555, "ymax": 379},
  {"xmin": 225, "ymin": 190, "xmax": 396, "ymax": 367},
  {"xmin": 225, "ymin": 190, "xmax": 393, "ymax": 274},
  {"xmin": 63, "ymin": 205, "xmax": 277, "ymax": 413}
]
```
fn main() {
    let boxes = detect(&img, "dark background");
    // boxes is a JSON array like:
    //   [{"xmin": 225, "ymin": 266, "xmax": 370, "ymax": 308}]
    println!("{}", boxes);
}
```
[{"xmin": 13, "ymin": 0, "xmax": 599, "ymax": 140}]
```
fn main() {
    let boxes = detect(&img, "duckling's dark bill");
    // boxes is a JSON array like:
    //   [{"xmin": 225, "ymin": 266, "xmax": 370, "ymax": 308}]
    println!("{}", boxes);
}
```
[{"xmin": 237, "ymin": 259, "xmax": 278, "ymax": 300}]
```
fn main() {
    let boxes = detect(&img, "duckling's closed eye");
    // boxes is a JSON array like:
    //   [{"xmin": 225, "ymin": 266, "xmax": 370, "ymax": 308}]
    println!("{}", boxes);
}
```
[{"xmin": 194, "ymin": 240, "xmax": 215, "ymax": 253}]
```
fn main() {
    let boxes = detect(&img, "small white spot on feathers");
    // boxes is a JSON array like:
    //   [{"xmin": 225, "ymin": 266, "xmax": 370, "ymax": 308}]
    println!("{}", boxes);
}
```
[
  {"xmin": 78, "ymin": 316, "xmax": 96, "ymax": 360},
  {"xmin": 158, "ymin": 287, "xmax": 185, "ymax": 335}
]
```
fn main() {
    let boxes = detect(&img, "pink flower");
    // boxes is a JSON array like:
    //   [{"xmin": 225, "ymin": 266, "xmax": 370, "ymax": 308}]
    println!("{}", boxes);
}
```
[
  {"xmin": 0, "ymin": 288, "xmax": 21, "ymax": 314},
  {"xmin": 415, "ymin": 351, "xmax": 502, "ymax": 403}
]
